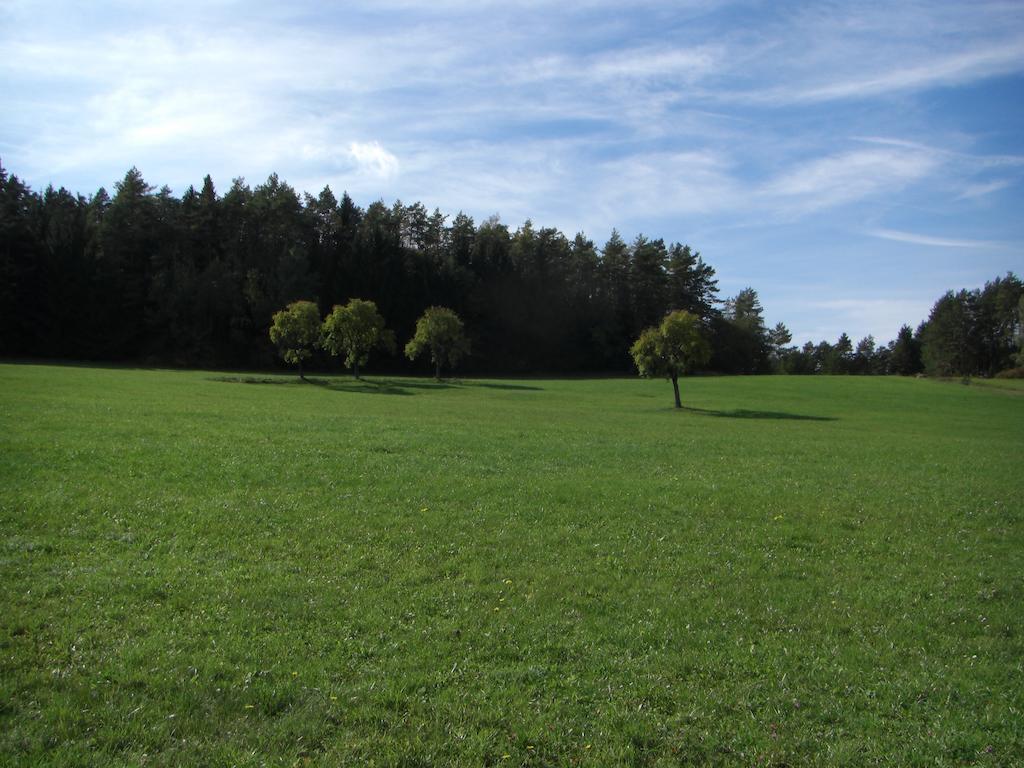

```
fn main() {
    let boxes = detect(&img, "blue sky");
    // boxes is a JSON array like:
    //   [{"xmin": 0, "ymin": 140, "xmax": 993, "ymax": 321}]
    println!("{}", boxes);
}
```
[{"xmin": 2, "ymin": 0, "xmax": 1022, "ymax": 344}]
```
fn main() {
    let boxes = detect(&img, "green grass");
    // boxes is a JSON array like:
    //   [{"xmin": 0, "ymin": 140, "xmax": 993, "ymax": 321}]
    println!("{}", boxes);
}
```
[
  {"xmin": 969, "ymin": 377, "xmax": 1024, "ymax": 393},
  {"xmin": 1, "ymin": 364, "xmax": 1022, "ymax": 766}
]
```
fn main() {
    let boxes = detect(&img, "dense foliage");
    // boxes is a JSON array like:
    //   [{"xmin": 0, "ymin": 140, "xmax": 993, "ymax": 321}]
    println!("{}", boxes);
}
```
[
  {"xmin": 1, "ymin": 163, "xmax": 1020, "ymax": 375},
  {"xmin": 268, "ymin": 300, "xmax": 321, "ymax": 378},
  {"xmin": 918, "ymin": 275, "xmax": 1024, "ymax": 377},
  {"xmin": 0, "ymin": 165, "xmax": 724, "ymax": 373},
  {"xmin": 405, "ymin": 306, "xmax": 471, "ymax": 379},
  {"xmin": 320, "ymin": 299, "xmax": 395, "ymax": 379},
  {"xmin": 630, "ymin": 310, "xmax": 711, "ymax": 407}
]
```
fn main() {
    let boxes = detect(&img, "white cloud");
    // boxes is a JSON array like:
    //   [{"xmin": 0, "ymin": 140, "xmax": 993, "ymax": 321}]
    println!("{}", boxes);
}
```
[
  {"xmin": 761, "ymin": 148, "xmax": 940, "ymax": 213},
  {"xmin": 511, "ymin": 45, "xmax": 724, "ymax": 86},
  {"xmin": 596, "ymin": 150, "xmax": 740, "ymax": 219},
  {"xmin": 755, "ymin": 43, "xmax": 1024, "ymax": 104},
  {"xmin": 866, "ymin": 228, "xmax": 1001, "ymax": 248},
  {"xmin": 347, "ymin": 141, "xmax": 400, "ymax": 179},
  {"xmin": 957, "ymin": 179, "xmax": 1013, "ymax": 199}
]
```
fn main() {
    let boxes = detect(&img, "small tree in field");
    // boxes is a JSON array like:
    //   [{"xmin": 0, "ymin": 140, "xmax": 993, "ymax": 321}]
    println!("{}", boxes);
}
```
[
  {"xmin": 269, "ymin": 300, "xmax": 321, "ymax": 380},
  {"xmin": 631, "ymin": 310, "xmax": 711, "ymax": 408},
  {"xmin": 321, "ymin": 298, "xmax": 395, "ymax": 378},
  {"xmin": 405, "ymin": 306, "xmax": 470, "ymax": 379}
]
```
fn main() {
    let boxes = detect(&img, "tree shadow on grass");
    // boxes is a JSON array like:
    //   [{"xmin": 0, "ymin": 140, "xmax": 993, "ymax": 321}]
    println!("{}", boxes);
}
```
[
  {"xmin": 311, "ymin": 378, "xmax": 420, "ymax": 396},
  {"xmin": 209, "ymin": 375, "xmax": 299, "ymax": 386},
  {"xmin": 313, "ymin": 378, "xmax": 544, "ymax": 394},
  {"xmin": 211, "ymin": 375, "xmax": 455, "ymax": 395},
  {"xmin": 211, "ymin": 375, "xmax": 543, "ymax": 394},
  {"xmin": 682, "ymin": 405, "xmax": 837, "ymax": 422},
  {"xmin": 218, "ymin": 376, "xmax": 416, "ymax": 395},
  {"xmin": 454, "ymin": 380, "xmax": 543, "ymax": 392}
]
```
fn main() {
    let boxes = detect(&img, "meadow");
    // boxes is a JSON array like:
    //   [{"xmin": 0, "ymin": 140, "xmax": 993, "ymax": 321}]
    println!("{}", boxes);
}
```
[{"xmin": 1, "ymin": 363, "xmax": 1022, "ymax": 766}]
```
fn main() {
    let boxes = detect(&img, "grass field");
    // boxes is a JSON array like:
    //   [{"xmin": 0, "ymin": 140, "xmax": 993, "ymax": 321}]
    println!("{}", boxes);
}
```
[
  {"xmin": 968, "ymin": 377, "xmax": 1024, "ymax": 394},
  {"xmin": 1, "ymin": 363, "xmax": 1023, "ymax": 766}
]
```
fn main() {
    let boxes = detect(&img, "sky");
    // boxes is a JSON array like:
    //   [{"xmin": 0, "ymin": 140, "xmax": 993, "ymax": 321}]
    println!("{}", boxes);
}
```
[{"xmin": 2, "ymin": 0, "xmax": 1022, "ymax": 345}]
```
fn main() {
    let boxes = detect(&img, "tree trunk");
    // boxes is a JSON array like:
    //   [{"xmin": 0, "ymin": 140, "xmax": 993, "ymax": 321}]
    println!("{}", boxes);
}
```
[
  {"xmin": 299, "ymin": 359, "xmax": 305, "ymax": 382},
  {"xmin": 671, "ymin": 374, "xmax": 681, "ymax": 408},
  {"xmin": 353, "ymin": 362, "xmax": 360, "ymax": 380},
  {"xmin": 435, "ymin": 360, "xmax": 442, "ymax": 381}
]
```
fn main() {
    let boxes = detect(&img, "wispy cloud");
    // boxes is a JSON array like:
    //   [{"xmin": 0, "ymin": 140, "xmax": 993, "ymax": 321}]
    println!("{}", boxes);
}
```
[
  {"xmin": 718, "ymin": 0, "xmax": 1024, "ymax": 105},
  {"xmin": 957, "ymin": 179, "xmax": 1013, "ymax": 199},
  {"xmin": 743, "ymin": 43, "xmax": 1024, "ymax": 104},
  {"xmin": 867, "ymin": 228, "xmax": 1001, "ymax": 248},
  {"xmin": 759, "ymin": 148, "xmax": 941, "ymax": 214},
  {"xmin": 520, "ymin": 44, "xmax": 726, "ymax": 86}
]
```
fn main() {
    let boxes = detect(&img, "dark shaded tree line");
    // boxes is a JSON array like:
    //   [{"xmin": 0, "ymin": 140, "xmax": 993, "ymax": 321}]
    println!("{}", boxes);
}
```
[
  {"xmin": 0, "ymin": 164, "xmax": 741, "ymax": 373},
  {"xmin": 2, "ymin": 163, "xmax": 1020, "ymax": 377}
]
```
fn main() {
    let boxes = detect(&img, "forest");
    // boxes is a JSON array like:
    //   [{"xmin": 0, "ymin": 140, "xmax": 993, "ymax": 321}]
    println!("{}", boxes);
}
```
[{"xmin": 1, "ymin": 164, "xmax": 1021, "ymax": 376}]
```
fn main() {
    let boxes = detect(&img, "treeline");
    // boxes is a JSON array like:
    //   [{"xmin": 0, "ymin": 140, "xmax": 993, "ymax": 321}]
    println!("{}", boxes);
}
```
[
  {"xmin": 779, "ymin": 274, "xmax": 1023, "ymax": 377},
  {"xmin": 0, "ymin": 164, "xmax": 734, "ymax": 373},
  {"xmin": 1, "ymin": 163, "xmax": 1021, "ymax": 376}
]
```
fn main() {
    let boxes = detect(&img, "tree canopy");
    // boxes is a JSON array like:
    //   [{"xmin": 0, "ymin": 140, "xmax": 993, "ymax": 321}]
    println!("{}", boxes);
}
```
[
  {"xmin": 320, "ymin": 298, "xmax": 395, "ymax": 378},
  {"xmin": 918, "ymin": 275, "xmax": 1023, "ymax": 377},
  {"xmin": 631, "ymin": 310, "xmax": 711, "ymax": 408},
  {"xmin": 268, "ymin": 300, "xmax": 321, "ymax": 379},
  {"xmin": 405, "ymin": 306, "xmax": 470, "ymax": 379}
]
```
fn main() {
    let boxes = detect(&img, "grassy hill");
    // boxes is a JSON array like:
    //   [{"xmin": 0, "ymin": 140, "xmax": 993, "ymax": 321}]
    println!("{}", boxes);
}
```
[{"xmin": 1, "ymin": 364, "xmax": 1022, "ymax": 765}]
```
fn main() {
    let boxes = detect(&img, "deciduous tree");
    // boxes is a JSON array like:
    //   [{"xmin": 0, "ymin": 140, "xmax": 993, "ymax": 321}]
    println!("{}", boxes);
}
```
[
  {"xmin": 631, "ymin": 310, "xmax": 711, "ymax": 408},
  {"xmin": 269, "ymin": 300, "xmax": 321, "ymax": 379},
  {"xmin": 405, "ymin": 306, "xmax": 470, "ymax": 379},
  {"xmin": 321, "ymin": 298, "xmax": 394, "ymax": 378}
]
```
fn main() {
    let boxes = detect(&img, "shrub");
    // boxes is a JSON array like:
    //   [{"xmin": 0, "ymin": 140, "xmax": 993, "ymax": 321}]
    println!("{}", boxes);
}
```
[{"xmin": 994, "ymin": 367, "xmax": 1024, "ymax": 379}]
